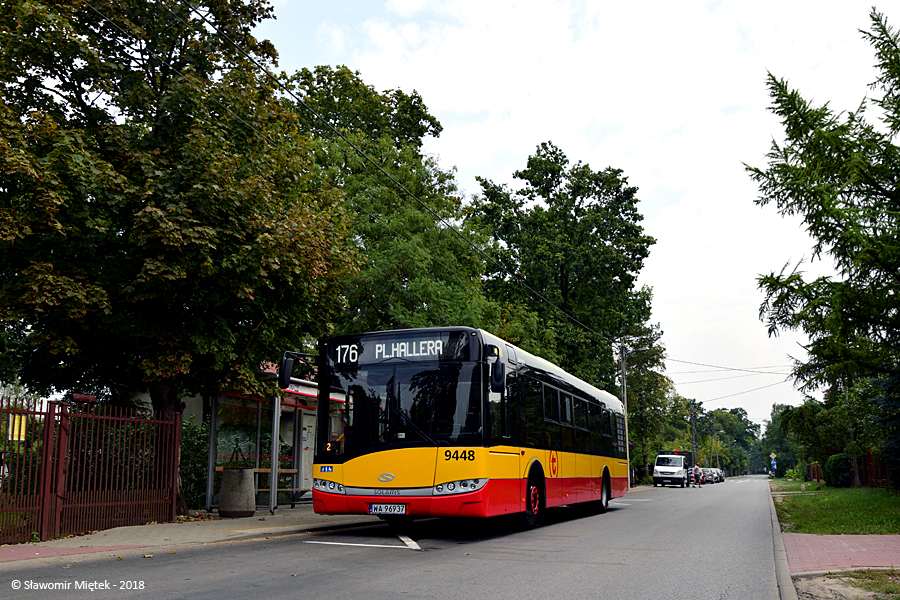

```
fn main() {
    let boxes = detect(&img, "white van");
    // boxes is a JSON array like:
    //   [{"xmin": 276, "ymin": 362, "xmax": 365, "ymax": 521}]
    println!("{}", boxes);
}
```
[{"xmin": 653, "ymin": 454, "xmax": 688, "ymax": 488}]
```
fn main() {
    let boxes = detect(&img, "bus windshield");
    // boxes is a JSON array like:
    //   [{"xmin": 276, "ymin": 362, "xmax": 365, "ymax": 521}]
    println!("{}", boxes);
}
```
[{"xmin": 320, "ymin": 362, "xmax": 483, "ymax": 459}]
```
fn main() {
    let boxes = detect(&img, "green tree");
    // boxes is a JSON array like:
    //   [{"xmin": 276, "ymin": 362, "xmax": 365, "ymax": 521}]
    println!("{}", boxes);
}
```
[
  {"xmin": 0, "ymin": 0, "xmax": 353, "ymax": 413},
  {"xmin": 704, "ymin": 408, "xmax": 760, "ymax": 472},
  {"xmin": 471, "ymin": 141, "xmax": 655, "ymax": 388},
  {"xmin": 291, "ymin": 65, "xmax": 442, "ymax": 151},
  {"xmin": 654, "ymin": 394, "xmax": 696, "ymax": 457},
  {"xmin": 761, "ymin": 404, "xmax": 799, "ymax": 477},
  {"xmin": 286, "ymin": 66, "xmax": 497, "ymax": 335},
  {"xmin": 748, "ymin": 9, "xmax": 900, "ymax": 478},
  {"xmin": 621, "ymin": 324, "xmax": 672, "ymax": 476},
  {"xmin": 747, "ymin": 8, "xmax": 900, "ymax": 480}
]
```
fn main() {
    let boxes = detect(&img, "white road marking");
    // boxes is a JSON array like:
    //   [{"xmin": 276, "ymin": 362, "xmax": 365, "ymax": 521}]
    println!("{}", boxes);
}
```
[
  {"xmin": 303, "ymin": 541, "xmax": 411, "ymax": 549},
  {"xmin": 397, "ymin": 534, "xmax": 422, "ymax": 551}
]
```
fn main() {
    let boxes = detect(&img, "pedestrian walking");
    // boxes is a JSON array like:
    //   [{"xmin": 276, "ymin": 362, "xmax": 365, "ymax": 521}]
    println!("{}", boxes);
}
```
[{"xmin": 693, "ymin": 463, "xmax": 701, "ymax": 487}]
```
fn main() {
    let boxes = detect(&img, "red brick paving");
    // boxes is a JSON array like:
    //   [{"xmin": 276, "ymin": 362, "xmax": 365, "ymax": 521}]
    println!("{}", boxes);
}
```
[{"xmin": 782, "ymin": 533, "xmax": 900, "ymax": 573}]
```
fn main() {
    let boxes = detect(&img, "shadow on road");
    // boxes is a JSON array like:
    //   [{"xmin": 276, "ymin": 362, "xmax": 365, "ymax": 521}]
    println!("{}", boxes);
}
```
[{"xmin": 308, "ymin": 504, "xmax": 618, "ymax": 547}]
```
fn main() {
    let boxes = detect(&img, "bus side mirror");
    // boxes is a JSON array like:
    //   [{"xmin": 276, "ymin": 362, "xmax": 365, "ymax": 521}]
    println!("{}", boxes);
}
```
[
  {"xmin": 490, "ymin": 360, "xmax": 505, "ymax": 393},
  {"xmin": 278, "ymin": 357, "xmax": 294, "ymax": 389}
]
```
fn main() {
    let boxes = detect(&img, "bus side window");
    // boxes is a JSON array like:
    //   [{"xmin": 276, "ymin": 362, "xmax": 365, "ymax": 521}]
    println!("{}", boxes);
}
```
[
  {"xmin": 523, "ymin": 377, "xmax": 543, "ymax": 448},
  {"xmin": 489, "ymin": 388, "xmax": 502, "ymax": 442},
  {"xmin": 574, "ymin": 398, "xmax": 588, "ymax": 453},
  {"xmin": 600, "ymin": 407, "xmax": 613, "ymax": 456},
  {"xmin": 543, "ymin": 386, "xmax": 561, "ymax": 450},
  {"xmin": 588, "ymin": 402, "xmax": 602, "ymax": 454},
  {"xmin": 506, "ymin": 373, "xmax": 520, "ymax": 443},
  {"xmin": 615, "ymin": 414, "xmax": 627, "ymax": 459},
  {"xmin": 561, "ymin": 393, "xmax": 574, "ymax": 453},
  {"xmin": 544, "ymin": 387, "xmax": 559, "ymax": 422}
]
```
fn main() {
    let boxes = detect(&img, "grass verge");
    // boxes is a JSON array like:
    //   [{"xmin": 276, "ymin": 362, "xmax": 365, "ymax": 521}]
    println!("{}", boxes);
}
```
[
  {"xmin": 771, "ymin": 479, "xmax": 900, "ymax": 534},
  {"xmin": 832, "ymin": 569, "xmax": 900, "ymax": 597}
]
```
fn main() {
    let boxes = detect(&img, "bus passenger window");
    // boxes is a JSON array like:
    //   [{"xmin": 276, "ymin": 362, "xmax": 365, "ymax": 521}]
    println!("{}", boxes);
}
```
[
  {"xmin": 489, "ymin": 389, "xmax": 502, "ymax": 441},
  {"xmin": 544, "ymin": 387, "xmax": 559, "ymax": 422},
  {"xmin": 523, "ymin": 378, "xmax": 543, "ymax": 448}
]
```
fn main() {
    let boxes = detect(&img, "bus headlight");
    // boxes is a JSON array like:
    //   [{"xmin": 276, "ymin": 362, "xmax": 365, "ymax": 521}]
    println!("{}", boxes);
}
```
[
  {"xmin": 313, "ymin": 479, "xmax": 345, "ymax": 494},
  {"xmin": 432, "ymin": 479, "xmax": 487, "ymax": 496}
]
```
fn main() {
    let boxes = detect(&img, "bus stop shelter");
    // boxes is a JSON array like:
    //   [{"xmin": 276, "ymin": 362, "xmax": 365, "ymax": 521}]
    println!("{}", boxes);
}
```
[{"xmin": 204, "ymin": 379, "xmax": 320, "ymax": 514}]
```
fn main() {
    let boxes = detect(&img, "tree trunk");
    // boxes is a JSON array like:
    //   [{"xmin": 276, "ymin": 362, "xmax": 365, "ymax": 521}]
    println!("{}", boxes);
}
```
[
  {"xmin": 148, "ymin": 379, "xmax": 189, "ymax": 515},
  {"xmin": 844, "ymin": 384, "xmax": 861, "ymax": 488},
  {"xmin": 202, "ymin": 393, "xmax": 214, "ymax": 424},
  {"xmin": 148, "ymin": 380, "xmax": 183, "ymax": 416}
]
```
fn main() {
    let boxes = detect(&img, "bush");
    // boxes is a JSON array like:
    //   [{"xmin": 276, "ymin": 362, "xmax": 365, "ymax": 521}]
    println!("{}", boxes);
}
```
[
  {"xmin": 823, "ymin": 453, "xmax": 853, "ymax": 488},
  {"xmin": 180, "ymin": 415, "xmax": 211, "ymax": 510}
]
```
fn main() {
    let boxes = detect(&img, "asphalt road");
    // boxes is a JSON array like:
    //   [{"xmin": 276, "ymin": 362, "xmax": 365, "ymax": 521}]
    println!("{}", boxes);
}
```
[{"xmin": 0, "ymin": 475, "xmax": 778, "ymax": 600}]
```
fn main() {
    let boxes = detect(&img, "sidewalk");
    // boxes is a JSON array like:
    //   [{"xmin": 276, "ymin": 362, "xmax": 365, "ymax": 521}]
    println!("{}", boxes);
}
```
[
  {"xmin": 0, "ymin": 504, "xmax": 380, "ymax": 564},
  {"xmin": 766, "ymin": 485, "xmax": 900, "ymax": 600},
  {"xmin": 782, "ymin": 533, "xmax": 900, "ymax": 574}
]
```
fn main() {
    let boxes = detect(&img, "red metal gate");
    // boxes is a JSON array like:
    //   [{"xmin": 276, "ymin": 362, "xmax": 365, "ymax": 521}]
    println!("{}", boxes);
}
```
[{"xmin": 0, "ymin": 397, "xmax": 181, "ymax": 544}]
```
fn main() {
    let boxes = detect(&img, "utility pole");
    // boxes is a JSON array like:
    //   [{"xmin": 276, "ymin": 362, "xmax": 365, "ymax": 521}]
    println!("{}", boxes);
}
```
[
  {"xmin": 690, "ymin": 409, "xmax": 697, "ymax": 468},
  {"xmin": 715, "ymin": 432, "xmax": 721, "ymax": 469}
]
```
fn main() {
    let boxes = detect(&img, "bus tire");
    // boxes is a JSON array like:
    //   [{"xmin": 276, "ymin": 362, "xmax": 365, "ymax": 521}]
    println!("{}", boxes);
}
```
[
  {"xmin": 598, "ymin": 473, "xmax": 610, "ymax": 514},
  {"xmin": 520, "ymin": 471, "xmax": 543, "ymax": 529}
]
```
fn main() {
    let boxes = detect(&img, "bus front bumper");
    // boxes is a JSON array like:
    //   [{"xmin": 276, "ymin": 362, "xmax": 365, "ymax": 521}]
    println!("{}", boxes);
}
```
[{"xmin": 312, "ymin": 479, "xmax": 523, "ymax": 518}]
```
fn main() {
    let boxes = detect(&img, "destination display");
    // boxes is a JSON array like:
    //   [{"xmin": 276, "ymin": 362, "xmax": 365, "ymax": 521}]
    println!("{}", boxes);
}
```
[{"xmin": 327, "ymin": 331, "xmax": 471, "ymax": 366}]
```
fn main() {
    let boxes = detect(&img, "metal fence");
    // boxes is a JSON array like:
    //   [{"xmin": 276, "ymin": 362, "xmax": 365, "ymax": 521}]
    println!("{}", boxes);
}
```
[
  {"xmin": 857, "ymin": 451, "xmax": 892, "ymax": 488},
  {"xmin": 0, "ymin": 397, "xmax": 181, "ymax": 544},
  {"xmin": 808, "ymin": 451, "xmax": 893, "ymax": 488}
]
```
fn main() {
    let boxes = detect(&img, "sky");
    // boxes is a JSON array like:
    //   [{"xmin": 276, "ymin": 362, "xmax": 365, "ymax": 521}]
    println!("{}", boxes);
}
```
[{"xmin": 252, "ymin": 1, "xmax": 884, "ymax": 428}]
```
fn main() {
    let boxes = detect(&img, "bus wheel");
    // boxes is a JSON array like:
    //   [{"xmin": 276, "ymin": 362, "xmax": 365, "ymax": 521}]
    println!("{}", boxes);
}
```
[
  {"xmin": 598, "ymin": 476, "xmax": 610, "ymax": 514},
  {"xmin": 521, "ymin": 478, "xmax": 541, "ymax": 528}
]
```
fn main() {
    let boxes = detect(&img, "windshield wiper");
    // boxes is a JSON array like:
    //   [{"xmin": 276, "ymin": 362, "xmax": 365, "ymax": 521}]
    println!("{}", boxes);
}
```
[{"xmin": 394, "ymin": 407, "xmax": 448, "ymax": 447}]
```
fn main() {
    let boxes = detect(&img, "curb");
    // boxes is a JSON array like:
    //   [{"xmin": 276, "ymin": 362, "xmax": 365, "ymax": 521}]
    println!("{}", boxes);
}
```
[
  {"xmin": 768, "ymin": 487, "xmax": 799, "ymax": 600},
  {"xmin": 0, "ymin": 516, "xmax": 384, "ymax": 564}
]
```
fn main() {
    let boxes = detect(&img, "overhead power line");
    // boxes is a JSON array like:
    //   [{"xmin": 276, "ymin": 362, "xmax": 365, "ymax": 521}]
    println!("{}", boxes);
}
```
[
  {"xmin": 699, "ymin": 380, "xmax": 792, "ymax": 403},
  {"xmin": 674, "ymin": 372, "xmax": 792, "ymax": 385}
]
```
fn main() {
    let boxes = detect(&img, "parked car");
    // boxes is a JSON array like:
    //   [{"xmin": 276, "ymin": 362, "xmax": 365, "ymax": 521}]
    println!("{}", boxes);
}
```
[
  {"xmin": 702, "ymin": 468, "xmax": 714, "ymax": 483},
  {"xmin": 653, "ymin": 454, "xmax": 689, "ymax": 488}
]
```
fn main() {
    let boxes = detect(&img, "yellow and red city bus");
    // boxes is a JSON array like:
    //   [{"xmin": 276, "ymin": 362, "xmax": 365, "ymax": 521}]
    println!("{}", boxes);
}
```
[{"xmin": 278, "ymin": 327, "xmax": 628, "ymax": 526}]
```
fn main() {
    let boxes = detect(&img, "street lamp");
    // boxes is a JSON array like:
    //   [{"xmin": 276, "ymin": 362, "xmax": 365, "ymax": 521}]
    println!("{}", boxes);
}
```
[{"xmin": 620, "ymin": 344, "xmax": 649, "ymax": 487}]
